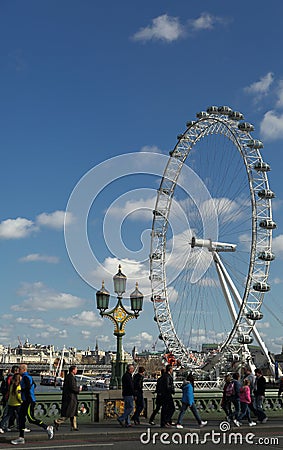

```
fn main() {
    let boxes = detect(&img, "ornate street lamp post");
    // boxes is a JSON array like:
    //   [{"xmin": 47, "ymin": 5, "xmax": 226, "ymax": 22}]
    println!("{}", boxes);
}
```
[{"xmin": 96, "ymin": 265, "xmax": 143, "ymax": 389}]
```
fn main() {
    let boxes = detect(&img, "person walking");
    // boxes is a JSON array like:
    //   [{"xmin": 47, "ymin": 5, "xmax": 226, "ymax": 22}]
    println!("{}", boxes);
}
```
[
  {"xmin": 117, "ymin": 364, "xmax": 135, "ymax": 428},
  {"xmin": 238, "ymin": 379, "xmax": 257, "ymax": 427},
  {"xmin": 132, "ymin": 366, "xmax": 145, "ymax": 425},
  {"xmin": 11, "ymin": 363, "xmax": 53, "ymax": 445},
  {"xmin": 0, "ymin": 365, "xmax": 19, "ymax": 432},
  {"xmin": 0, "ymin": 373, "xmax": 22, "ymax": 433},
  {"xmin": 254, "ymin": 368, "xmax": 268, "ymax": 423},
  {"xmin": 54, "ymin": 365, "xmax": 81, "ymax": 431},
  {"xmin": 221, "ymin": 374, "xmax": 233, "ymax": 421},
  {"xmin": 176, "ymin": 373, "xmax": 207, "ymax": 429},
  {"xmin": 228, "ymin": 372, "xmax": 241, "ymax": 427},
  {"xmin": 243, "ymin": 366, "xmax": 258, "ymax": 418},
  {"xmin": 160, "ymin": 365, "xmax": 175, "ymax": 428},
  {"xmin": 149, "ymin": 369, "xmax": 165, "ymax": 425}
]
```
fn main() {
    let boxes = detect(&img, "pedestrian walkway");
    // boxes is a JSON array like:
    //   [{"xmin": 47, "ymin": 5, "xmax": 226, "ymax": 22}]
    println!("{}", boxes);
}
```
[{"xmin": 0, "ymin": 419, "xmax": 281, "ymax": 445}]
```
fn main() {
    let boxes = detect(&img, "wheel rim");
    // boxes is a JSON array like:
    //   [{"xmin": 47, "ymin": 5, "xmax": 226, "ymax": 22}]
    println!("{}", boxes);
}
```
[{"xmin": 150, "ymin": 107, "xmax": 274, "ymax": 372}]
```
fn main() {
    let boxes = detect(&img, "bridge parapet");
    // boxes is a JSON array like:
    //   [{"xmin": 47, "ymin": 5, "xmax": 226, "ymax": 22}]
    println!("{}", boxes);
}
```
[{"xmin": 0, "ymin": 389, "xmax": 280, "ymax": 423}]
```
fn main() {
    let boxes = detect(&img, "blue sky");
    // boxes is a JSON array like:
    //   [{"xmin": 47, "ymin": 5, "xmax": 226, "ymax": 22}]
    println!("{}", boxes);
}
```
[{"xmin": 0, "ymin": 1, "xmax": 283, "ymax": 355}]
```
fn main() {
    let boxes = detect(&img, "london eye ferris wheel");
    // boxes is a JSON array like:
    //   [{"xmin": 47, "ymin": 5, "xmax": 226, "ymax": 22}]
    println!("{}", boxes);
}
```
[{"xmin": 149, "ymin": 105, "xmax": 277, "ymax": 377}]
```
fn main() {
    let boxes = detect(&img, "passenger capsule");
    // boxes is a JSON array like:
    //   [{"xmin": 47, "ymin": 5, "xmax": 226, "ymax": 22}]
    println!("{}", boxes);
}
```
[
  {"xmin": 253, "ymin": 282, "xmax": 270, "ymax": 292},
  {"xmin": 169, "ymin": 149, "xmax": 183, "ymax": 158},
  {"xmin": 229, "ymin": 111, "xmax": 244, "ymax": 121},
  {"xmin": 238, "ymin": 122, "xmax": 255, "ymax": 132},
  {"xmin": 218, "ymin": 106, "xmax": 233, "ymax": 115},
  {"xmin": 186, "ymin": 120, "xmax": 196, "ymax": 127},
  {"xmin": 151, "ymin": 252, "xmax": 161, "ymax": 260},
  {"xmin": 254, "ymin": 161, "xmax": 270, "ymax": 172},
  {"xmin": 153, "ymin": 209, "xmax": 165, "ymax": 217},
  {"xmin": 246, "ymin": 310, "xmax": 263, "ymax": 320},
  {"xmin": 247, "ymin": 139, "xmax": 264, "ymax": 149},
  {"xmin": 207, "ymin": 106, "xmax": 219, "ymax": 114},
  {"xmin": 238, "ymin": 334, "xmax": 254, "ymax": 344},
  {"xmin": 196, "ymin": 111, "xmax": 209, "ymax": 119},
  {"xmin": 227, "ymin": 353, "xmax": 240, "ymax": 362},
  {"xmin": 258, "ymin": 189, "xmax": 275, "ymax": 199},
  {"xmin": 159, "ymin": 187, "xmax": 170, "ymax": 195},
  {"xmin": 258, "ymin": 251, "xmax": 275, "ymax": 261},
  {"xmin": 259, "ymin": 219, "xmax": 277, "ymax": 230}
]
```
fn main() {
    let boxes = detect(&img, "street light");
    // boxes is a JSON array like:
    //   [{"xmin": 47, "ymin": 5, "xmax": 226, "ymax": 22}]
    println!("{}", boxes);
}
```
[{"xmin": 96, "ymin": 265, "xmax": 143, "ymax": 389}]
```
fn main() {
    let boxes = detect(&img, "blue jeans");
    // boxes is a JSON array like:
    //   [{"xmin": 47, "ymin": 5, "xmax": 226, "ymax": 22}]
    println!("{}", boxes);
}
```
[
  {"xmin": 238, "ymin": 402, "xmax": 252, "ymax": 423},
  {"xmin": 177, "ymin": 402, "xmax": 202, "ymax": 425},
  {"xmin": 118, "ymin": 395, "xmax": 134, "ymax": 426},
  {"xmin": 254, "ymin": 395, "xmax": 266, "ymax": 422},
  {"xmin": 228, "ymin": 397, "xmax": 240, "ymax": 421}
]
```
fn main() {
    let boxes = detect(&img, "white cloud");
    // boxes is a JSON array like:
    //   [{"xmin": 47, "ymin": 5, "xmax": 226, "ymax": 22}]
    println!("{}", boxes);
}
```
[
  {"xmin": 256, "ymin": 321, "xmax": 270, "ymax": 329},
  {"xmin": 244, "ymin": 72, "xmax": 274, "ymax": 98},
  {"xmin": 276, "ymin": 79, "xmax": 283, "ymax": 108},
  {"xmin": 12, "ymin": 282, "xmax": 85, "ymax": 311},
  {"xmin": 139, "ymin": 145, "xmax": 163, "ymax": 154},
  {"xmin": 59, "ymin": 310, "xmax": 102, "ymax": 328},
  {"xmin": 91, "ymin": 257, "xmax": 151, "ymax": 296},
  {"xmin": 36, "ymin": 210, "xmax": 72, "ymax": 229},
  {"xmin": 0, "ymin": 210, "xmax": 73, "ymax": 239},
  {"xmin": 273, "ymin": 277, "xmax": 283, "ymax": 284},
  {"xmin": 272, "ymin": 234, "xmax": 283, "ymax": 258},
  {"xmin": 106, "ymin": 196, "xmax": 155, "ymax": 221},
  {"xmin": 19, "ymin": 253, "xmax": 59, "ymax": 264},
  {"xmin": 189, "ymin": 12, "xmax": 226, "ymax": 31},
  {"xmin": 131, "ymin": 331, "xmax": 153, "ymax": 349},
  {"xmin": 0, "ymin": 217, "xmax": 36, "ymax": 239},
  {"xmin": 132, "ymin": 14, "xmax": 185, "ymax": 42},
  {"xmin": 260, "ymin": 110, "xmax": 283, "ymax": 140}
]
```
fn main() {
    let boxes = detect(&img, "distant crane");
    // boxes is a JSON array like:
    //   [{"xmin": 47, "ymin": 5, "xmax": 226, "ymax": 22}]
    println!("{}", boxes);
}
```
[{"xmin": 17, "ymin": 336, "xmax": 23, "ymax": 347}]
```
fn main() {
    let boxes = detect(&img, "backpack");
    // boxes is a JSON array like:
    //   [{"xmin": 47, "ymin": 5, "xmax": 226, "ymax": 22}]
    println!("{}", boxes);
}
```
[{"xmin": 225, "ymin": 381, "xmax": 235, "ymax": 397}]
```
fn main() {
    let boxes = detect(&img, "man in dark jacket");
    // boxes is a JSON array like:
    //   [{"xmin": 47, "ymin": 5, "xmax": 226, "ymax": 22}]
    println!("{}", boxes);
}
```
[
  {"xmin": 254, "ymin": 368, "xmax": 267, "ymax": 423},
  {"xmin": 117, "ymin": 364, "xmax": 135, "ymax": 428},
  {"xmin": 160, "ymin": 364, "xmax": 175, "ymax": 427},
  {"xmin": 149, "ymin": 369, "xmax": 165, "ymax": 425},
  {"xmin": 54, "ymin": 365, "xmax": 81, "ymax": 431},
  {"xmin": 132, "ymin": 366, "xmax": 145, "ymax": 425}
]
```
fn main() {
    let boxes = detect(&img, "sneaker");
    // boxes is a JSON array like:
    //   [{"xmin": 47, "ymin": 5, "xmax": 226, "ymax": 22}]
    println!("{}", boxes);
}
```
[
  {"xmin": 23, "ymin": 428, "xmax": 31, "ymax": 432},
  {"xmin": 249, "ymin": 421, "xmax": 257, "ymax": 427},
  {"xmin": 0, "ymin": 428, "xmax": 4, "ymax": 434},
  {"xmin": 233, "ymin": 419, "xmax": 241, "ymax": 427},
  {"xmin": 6, "ymin": 428, "xmax": 11, "ymax": 432},
  {"xmin": 200, "ymin": 421, "xmax": 208, "ymax": 428},
  {"xmin": 261, "ymin": 417, "xmax": 268, "ymax": 424},
  {"xmin": 47, "ymin": 425, "xmax": 54, "ymax": 439},
  {"xmin": 176, "ymin": 424, "xmax": 183, "ymax": 429},
  {"xmin": 11, "ymin": 437, "xmax": 25, "ymax": 445},
  {"xmin": 149, "ymin": 421, "xmax": 155, "ymax": 425}
]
